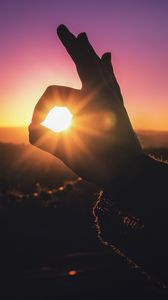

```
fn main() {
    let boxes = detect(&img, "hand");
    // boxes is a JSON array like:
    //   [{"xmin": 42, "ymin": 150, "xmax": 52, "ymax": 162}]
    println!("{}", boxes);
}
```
[{"xmin": 29, "ymin": 25, "xmax": 142, "ymax": 185}]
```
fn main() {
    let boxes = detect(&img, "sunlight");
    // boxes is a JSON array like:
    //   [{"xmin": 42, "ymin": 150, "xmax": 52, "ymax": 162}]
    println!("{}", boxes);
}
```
[{"xmin": 41, "ymin": 106, "xmax": 72, "ymax": 132}]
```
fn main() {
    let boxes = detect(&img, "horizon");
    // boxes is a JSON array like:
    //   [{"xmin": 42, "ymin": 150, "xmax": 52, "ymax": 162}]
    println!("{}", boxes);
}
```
[
  {"xmin": 1, "ymin": 125, "xmax": 168, "ymax": 133},
  {"xmin": 0, "ymin": 126, "xmax": 168, "ymax": 148}
]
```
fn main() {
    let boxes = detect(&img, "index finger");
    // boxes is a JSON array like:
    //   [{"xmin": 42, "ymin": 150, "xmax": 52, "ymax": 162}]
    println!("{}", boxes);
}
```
[
  {"xmin": 31, "ymin": 86, "xmax": 79, "ymax": 124},
  {"xmin": 57, "ymin": 24, "xmax": 103, "ymax": 88},
  {"xmin": 57, "ymin": 24, "xmax": 79, "ymax": 64}
]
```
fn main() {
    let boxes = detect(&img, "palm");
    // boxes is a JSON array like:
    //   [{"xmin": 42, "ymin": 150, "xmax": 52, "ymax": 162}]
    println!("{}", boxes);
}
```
[{"xmin": 29, "ymin": 25, "xmax": 142, "ymax": 185}]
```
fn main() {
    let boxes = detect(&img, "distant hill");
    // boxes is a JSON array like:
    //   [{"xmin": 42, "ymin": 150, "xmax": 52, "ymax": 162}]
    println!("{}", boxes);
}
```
[
  {"xmin": 137, "ymin": 130, "xmax": 168, "ymax": 148},
  {"xmin": 0, "ymin": 127, "xmax": 29, "ymax": 144},
  {"xmin": 0, "ymin": 127, "xmax": 168, "ymax": 148},
  {"xmin": 0, "ymin": 142, "xmax": 76, "ymax": 193},
  {"xmin": 0, "ymin": 142, "xmax": 167, "ymax": 193}
]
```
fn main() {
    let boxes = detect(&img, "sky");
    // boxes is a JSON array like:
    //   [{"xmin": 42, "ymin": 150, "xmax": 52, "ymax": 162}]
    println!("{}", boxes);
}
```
[{"xmin": 1, "ymin": 0, "xmax": 168, "ymax": 131}]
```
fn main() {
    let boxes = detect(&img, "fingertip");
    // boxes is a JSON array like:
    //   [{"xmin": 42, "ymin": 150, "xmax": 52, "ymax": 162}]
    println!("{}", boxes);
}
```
[
  {"xmin": 101, "ymin": 52, "xmax": 111, "ymax": 61},
  {"xmin": 57, "ymin": 24, "xmax": 67, "ymax": 36},
  {"xmin": 57, "ymin": 24, "xmax": 76, "ymax": 41},
  {"xmin": 56, "ymin": 24, "xmax": 77, "ymax": 52},
  {"xmin": 77, "ymin": 32, "xmax": 88, "ymax": 40},
  {"xmin": 28, "ymin": 123, "xmax": 32, "ymax": 133},
  {"xmin": 28, "ymin": 124, "xmax": 48, "ymax": 145},
  {"xmin": 28, "ymin": 123, "xmax": 39, "ymax": 132}
]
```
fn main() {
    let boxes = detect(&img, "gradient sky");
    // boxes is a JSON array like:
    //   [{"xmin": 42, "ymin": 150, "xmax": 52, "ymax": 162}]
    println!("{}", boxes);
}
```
[{"xmin": 1, "ymin": 0, "xmax": 168, "ymax": 130}]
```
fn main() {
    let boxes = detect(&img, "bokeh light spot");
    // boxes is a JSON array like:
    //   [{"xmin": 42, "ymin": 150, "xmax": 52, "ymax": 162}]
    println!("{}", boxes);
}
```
[{"xmin": 67, "ymin": 269, "xmax": 77, "ymax": 276}]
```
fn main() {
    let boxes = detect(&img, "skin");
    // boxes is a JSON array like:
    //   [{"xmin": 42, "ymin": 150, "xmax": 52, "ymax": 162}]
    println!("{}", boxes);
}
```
[{"xmin": 29, "ymin": 24, "xmax": 142, "ymax": 185}]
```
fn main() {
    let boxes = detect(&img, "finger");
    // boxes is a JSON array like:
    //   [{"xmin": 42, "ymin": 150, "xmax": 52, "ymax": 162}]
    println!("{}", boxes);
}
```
[
  {"xmin": 77, "ymin": 32, "xmax": 100, "ymax": 63},
  {"xmin": 57, "ymin": 25, "xmax": 103, "ymax": 88},
  {"xmin": 29, "ymin": 124, "xmax": 79, "ymax": 172},
  {"xmin": 76, "ymin": 32, "xmax": 103, "ymax": 86},
  {"xmin": 29, "ymin": 124, "xmax": 73, "ymax": 165},
  {"xmin": 29, "ymin": 124, "xmax": 62, "ymax": 156},
  {"xmin": 101, "ymin": 52, "xmax": 123, "ymax": 103},
  {"xmin": 101, "ymin": 52, "xmax": 114, "ymax": 85},
  {"xmin": 101, "ymin": 52, "xmax": 119, "ymax": 85},
  {"xmin": 101, "ymin": 52, "xmax": 114, "ymax": 74},
  {"xmin": 57, "ymin": 24, "xmax": 79, "ymax": 64},
  {"xmin": 31, "ymin": 86, "xmax": 80, "ymax": 124},
  {"xmin": 57, "ymin": 25, "xmax": 100, "ymax": 66}
]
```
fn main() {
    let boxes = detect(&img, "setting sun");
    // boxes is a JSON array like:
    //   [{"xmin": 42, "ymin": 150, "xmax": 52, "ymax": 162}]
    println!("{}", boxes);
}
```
[{"xmin": 41, "ymin": 106, "xmax": 73, "ymax": 132}]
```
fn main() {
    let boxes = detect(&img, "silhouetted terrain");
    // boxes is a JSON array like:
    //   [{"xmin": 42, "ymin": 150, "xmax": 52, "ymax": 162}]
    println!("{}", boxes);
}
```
[
  {"xmin": 0, "ymin": 142, "xmax": 168, "ymax": 299},
  {"xmin": 0, "ymin": 142, "xmax": 167, "ymax": 196}
]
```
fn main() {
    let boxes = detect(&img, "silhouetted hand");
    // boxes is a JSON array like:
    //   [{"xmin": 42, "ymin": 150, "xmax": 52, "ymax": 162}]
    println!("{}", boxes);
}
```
[{"xmin": 29, "ymin": 25, "xmax": 142, "ymax": 185}]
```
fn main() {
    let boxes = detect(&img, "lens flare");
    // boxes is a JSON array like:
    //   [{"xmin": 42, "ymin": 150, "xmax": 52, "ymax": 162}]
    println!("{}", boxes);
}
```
[{"xmin": 41, "ymin": 106, "xmax": 72, "ymax": 132}]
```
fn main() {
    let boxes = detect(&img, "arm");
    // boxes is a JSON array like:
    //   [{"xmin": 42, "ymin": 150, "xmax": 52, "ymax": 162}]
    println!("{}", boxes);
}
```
[
  {"xmin": 94, "ymin": 155, "xmax": 168, "ymax": 284},
  {"xmin": 29, "ymin": 24, "xmax": 168, "ymax": 285}
]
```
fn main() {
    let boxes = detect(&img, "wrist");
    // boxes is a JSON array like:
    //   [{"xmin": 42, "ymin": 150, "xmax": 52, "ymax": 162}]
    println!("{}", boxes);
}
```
[{"xmin": 100, "ymin": 153, "xmax": 152, "ymax": 193}]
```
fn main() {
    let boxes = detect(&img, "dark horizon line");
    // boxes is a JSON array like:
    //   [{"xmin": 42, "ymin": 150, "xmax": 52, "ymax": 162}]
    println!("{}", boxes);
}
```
[{"xmin": 0, "ymin": 126, "xmax": 168, "ymax": 133}]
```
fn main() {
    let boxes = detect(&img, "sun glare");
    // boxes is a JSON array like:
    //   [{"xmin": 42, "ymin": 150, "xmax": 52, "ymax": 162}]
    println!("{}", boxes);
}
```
[{"xmin": 41, "ymin": 106, "xmax": 73, "ymax": 132}]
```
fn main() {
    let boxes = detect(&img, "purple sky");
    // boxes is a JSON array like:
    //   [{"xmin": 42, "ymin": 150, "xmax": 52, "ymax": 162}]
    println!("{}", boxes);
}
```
[{"xmin": 1, "ymin": 0, "xmax": 168, "ymax": 130}]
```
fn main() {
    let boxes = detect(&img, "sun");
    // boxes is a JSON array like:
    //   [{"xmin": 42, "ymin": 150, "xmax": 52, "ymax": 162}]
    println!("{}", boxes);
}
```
[{"xmin": 41, "ymin": 106, "xmax": 73, "ymax": 132}]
